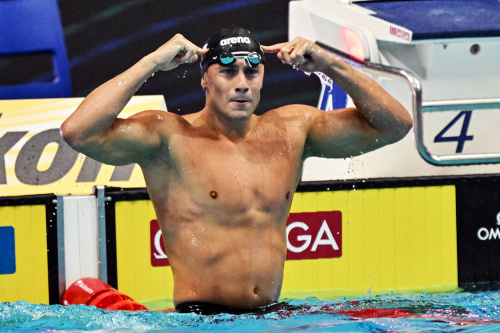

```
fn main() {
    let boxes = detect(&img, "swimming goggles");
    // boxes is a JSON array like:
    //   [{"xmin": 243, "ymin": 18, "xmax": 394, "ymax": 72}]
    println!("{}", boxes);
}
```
[{"xmin": 218, "ymin": 51, "xmax": 262, "ymax": 67}]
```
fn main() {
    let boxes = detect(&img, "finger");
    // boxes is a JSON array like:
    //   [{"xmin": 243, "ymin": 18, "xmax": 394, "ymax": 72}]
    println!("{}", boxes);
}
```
[
  {"xmin": 280, "ymin": 48, "xmax": 293, "ymax": 65},
  {"xmin": 289, "ymin": 39, "xmax": 307, "ymax": 58},
  {"xmin": 178, "ymin": 38, "xmax": 207, "ymax": 55},
  {"xmin": 281, "ymin": 43, "xmax": 303, "ymax": 65},
  {"xmin": 261, "ymin": 42, "xmax": 288, "ymax": 53},
  {"xmin": 290, "ymin": 42, "xmax": 310, "ymax": 65},
  {"xmin": 181, "ymin": 49, "xmax": 200, "ymax": 64},
  {"xmin": 292, "ymin": 53, "xmax": 306, "ymax": 66},
  {"xmin": 196, "ymin": 47, "xmax": 209, "ymax": 55}
]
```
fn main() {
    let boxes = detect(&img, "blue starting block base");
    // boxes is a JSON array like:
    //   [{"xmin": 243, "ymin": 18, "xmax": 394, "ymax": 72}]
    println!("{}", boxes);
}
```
[{"xmin": 357, "ymin": 0, "xmax": 500, "ymax": 40}]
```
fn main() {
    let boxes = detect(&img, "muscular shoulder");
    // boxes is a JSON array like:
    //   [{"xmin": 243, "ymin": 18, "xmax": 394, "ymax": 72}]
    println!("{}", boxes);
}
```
[
  {"xmin": 126, "ymin": 110, "xmax": 190, "ymax": 135},
  {"xmin": 260, "ymin": 104, "xmax": 323, "ymax": 128},
  {"xmin": 128, "ymin": 109, "xmax": 179, "ymax": 124}
]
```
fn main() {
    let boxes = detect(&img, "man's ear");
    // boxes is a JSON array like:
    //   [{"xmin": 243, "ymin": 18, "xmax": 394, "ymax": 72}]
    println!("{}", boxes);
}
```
[{"xmin": 201, "ymin": 75, "xmax": 207, "ymax": 90}]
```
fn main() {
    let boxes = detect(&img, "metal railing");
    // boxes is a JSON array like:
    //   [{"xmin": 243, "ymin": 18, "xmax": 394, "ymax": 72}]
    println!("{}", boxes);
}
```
[{"xmin": 317, "ymin": 41, "xmax": 500, "ymax": 166}]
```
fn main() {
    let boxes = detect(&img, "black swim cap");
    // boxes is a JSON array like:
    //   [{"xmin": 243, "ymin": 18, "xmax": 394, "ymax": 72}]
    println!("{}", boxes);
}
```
[{"xmin": 200, "ymin": 26, "xmax": 265, "ymax": 75}]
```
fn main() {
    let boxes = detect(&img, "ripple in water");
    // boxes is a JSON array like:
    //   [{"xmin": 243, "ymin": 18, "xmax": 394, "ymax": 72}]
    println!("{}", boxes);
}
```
[{"xmin": 1, "ymin": 292, "xmax": 500, "ymax": 332}]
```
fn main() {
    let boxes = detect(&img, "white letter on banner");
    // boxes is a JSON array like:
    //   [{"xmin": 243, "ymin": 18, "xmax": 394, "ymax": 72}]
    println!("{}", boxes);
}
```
[
  {"xmin": 287, "ymin": 222, "xmax": 311, "ymax": 253},
  {"xmin": 489, "ymin": 228, "xmax": 500, "ymax": 240},
  {"xmin": 311, "ymin": 220, "xmax": 339, "ymax": 251},
  {"xmin": 478, "ymin": 227, "xmax": 489, "ymax": 240},
  {"xmin": 154, "ymin": 230, "xmax": 168, "ymax": 259}
]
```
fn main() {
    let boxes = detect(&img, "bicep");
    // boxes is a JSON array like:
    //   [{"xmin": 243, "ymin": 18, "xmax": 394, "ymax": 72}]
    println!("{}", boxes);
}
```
[
  {"xmin": 305, "ymin": 107, "xmax": 382, "ymax": 159},
  {"xmin": 81, "ymin": 115, "xmax": 165, "ymax": 166}
]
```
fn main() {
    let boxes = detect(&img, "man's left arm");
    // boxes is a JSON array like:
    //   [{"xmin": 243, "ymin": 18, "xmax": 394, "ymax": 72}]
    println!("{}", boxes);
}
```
[{"xmin": 263, "ymin": 38, "xmax": 413, "ymax": 159}]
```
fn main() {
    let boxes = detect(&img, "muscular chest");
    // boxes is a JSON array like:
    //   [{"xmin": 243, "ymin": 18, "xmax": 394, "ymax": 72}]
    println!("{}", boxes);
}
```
[{"xmin": 170, "ymin": 132, "xmax": 303, "ymax": 211}]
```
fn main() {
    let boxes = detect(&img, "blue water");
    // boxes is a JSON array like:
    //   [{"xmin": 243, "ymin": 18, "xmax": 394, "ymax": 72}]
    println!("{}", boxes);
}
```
[{"xmin": 2, "ymin": 292, "xmax": 500, "ymax": 332}]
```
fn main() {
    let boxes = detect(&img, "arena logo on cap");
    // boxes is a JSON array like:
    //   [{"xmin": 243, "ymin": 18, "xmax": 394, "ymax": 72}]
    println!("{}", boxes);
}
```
[{"xmin": 220, "ymin": 36, "xmax": 251, "ymax": 46}]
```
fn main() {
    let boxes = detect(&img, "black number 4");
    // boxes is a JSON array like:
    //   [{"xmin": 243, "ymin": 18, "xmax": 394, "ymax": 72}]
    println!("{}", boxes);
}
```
[{"xmin": 434, "ymin": 110, "xmax": 474, "ymax": 153}]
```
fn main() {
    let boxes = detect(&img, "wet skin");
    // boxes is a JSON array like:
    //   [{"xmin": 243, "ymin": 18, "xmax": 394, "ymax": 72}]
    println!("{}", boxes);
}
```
[
  {"xmin": 139, "ymin": 61, "xmax": 310, "ymax": 307},
  {"xmin": 60, "ymin": 34, "xmax": 412, "ymax": 309}
]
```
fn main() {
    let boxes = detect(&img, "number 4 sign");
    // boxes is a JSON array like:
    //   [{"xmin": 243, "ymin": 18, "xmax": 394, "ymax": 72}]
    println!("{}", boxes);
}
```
[{"xmin": 434, "ymin": 110, "xmax": 474, "ymax": 153}]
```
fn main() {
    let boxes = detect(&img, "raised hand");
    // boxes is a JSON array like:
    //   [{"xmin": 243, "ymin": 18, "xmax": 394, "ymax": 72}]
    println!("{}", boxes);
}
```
[
  {"xmin": 153, "ymin": 34, "xmax": 208, "ymax": 72},
  {"xmin": 262, "ymin": 37, "xmax": 334, "ymax": 73}
]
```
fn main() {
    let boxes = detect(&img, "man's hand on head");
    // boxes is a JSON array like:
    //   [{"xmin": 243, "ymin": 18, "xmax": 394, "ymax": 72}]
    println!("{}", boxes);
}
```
[
  {"xmin": 152, "ymin": 34, "xmax": 208, "ymax": 72},
  {"xmin": 262, "ymin": 37, "xmax": 334, "ymax": 74}
]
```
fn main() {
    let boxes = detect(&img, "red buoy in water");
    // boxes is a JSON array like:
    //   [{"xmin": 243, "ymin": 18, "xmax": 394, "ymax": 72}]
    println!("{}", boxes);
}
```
[{"xmin": 62, "ymin": 277, "xmax": 148, "ymax": 311}]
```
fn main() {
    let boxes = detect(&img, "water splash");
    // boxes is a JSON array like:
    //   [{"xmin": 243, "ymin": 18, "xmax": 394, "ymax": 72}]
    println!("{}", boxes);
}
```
[{"xmin": 2, "ymin": 292, "xmax": 500, "ymax": 332}]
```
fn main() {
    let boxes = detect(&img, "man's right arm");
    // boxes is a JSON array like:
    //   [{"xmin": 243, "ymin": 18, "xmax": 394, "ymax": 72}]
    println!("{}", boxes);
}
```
[{"xmin": 60, "ymin": 34, "xmax": 207, "ymax": 166}]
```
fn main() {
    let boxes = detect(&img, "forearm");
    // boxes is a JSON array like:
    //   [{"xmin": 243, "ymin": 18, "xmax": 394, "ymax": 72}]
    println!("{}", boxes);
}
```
[
  {"xmin": 60, "ymin": 54, "xmax": 158, "ymax": 147},
  {"xmin": 263, "ymin": 37, "xmax": 412, "ymax": 142},
  {"xmin": 322, "ymin": 55, "xmax": 412, "ymax": 140}
]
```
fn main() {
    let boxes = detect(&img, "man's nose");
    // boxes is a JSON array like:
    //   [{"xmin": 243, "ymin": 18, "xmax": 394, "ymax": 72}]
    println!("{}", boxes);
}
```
[{"xmin": 235, "ymin": 71, "xmax": 249, "ymax": 93}]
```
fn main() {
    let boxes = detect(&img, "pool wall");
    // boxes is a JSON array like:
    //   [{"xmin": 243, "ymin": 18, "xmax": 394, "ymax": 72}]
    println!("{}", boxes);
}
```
[
  {"xmin": 0, "ymin": 195, "xmax": 58, "ymax": 304},
  {"xmin": 1, "ymin": 97, "xmax": 500, "ymax": 309},
  {"xmin": 4, "ymin": 176, "xmax": 500, "ymax": 309},
  {"xmin": 106, "ymin": 184, "xmax": 459, "ymax": 309}
]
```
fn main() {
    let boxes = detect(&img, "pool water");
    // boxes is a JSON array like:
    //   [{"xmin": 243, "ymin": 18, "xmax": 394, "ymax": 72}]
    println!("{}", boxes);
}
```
[{"xmin": 2, "ymin": 292, "xmax": 500, "ymax": 332}]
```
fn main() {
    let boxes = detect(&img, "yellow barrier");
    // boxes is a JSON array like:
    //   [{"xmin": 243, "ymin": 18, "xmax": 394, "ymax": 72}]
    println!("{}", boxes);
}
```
[
  {"xmin": 114, "ymin": 200, "xmax": 174, "ymax": 310},
  {"xmin": 0, "ymin": 96, "xmax": 165, "ymax": 196},
  {"xmin": 283, "ymin": 186, "xmax": 458, "ymax": 299},
  {"xmin": 113, "ymin": 185, "xmax": 458, "ymax": 310},
  {"xmin": 0, "ymin": 204, "xmax": 50, "ymax": 304}
]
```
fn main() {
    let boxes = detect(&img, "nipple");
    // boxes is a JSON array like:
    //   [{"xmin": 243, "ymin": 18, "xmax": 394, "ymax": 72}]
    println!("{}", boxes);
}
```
[{"xmin": 210, "ymin": 191, "xmax": 218, "ymax": 199}]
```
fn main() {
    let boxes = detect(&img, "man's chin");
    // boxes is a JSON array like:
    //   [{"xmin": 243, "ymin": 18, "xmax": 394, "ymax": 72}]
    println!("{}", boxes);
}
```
[{"xmin": 230, "ymin": 108, "xmax": 253, "ymax": 119}]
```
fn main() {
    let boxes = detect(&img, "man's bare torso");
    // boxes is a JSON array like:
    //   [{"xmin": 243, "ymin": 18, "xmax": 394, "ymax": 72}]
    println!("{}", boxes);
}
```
[
  {"xmin": 139, "ymin": 107, "xmax": 309, "ymax": 308},
  {"xmin": 59, "ymin": 30, "xmax": 412, "ymax": 313}
]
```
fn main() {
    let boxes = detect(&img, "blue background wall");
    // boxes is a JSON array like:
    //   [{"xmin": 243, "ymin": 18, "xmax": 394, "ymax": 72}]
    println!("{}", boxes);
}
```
[{"xmin": 53, "ymin": 0, "xmax": 320, "ymax": 115}]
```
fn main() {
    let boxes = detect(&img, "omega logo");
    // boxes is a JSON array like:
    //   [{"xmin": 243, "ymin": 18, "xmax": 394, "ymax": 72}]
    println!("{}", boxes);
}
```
[
  {"xmin": 285, "ymin": 211, "xmax": 342, "ymax": 260},
  {"xmin": 150, "ymin": 220, "xmax": 169, "ymax": 266},
  {"xmin": 153, "ymin": 229, "xmax": 167, "ymax": 259},
  {"xmin": 476, "ymin": 212, "xmax": 500, "ymax": 241},
  {"xmin": 286, "ymin": 220, "xmax": 339, "ymax": 253},
  {"xmin": 150, "ymin": 211, "xmax": 342, "ymax": 266}
]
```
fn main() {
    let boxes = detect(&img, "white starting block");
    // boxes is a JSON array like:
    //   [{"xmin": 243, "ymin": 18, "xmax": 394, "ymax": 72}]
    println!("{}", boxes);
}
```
[{"xmin": 290, "ymin": 0, "xmax": 500, "ymax": 172}]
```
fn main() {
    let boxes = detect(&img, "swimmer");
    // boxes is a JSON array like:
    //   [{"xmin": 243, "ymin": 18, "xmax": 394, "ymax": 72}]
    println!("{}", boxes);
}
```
[{"xmin": 61, "ymin": 26, "xmax": 412, "ymax": 315}]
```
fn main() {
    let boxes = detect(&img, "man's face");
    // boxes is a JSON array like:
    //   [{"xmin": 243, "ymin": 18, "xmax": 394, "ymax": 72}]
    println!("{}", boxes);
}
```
[{"xmin": 202, "ymin": 59, "xmax": 264, "ymax": 121}]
